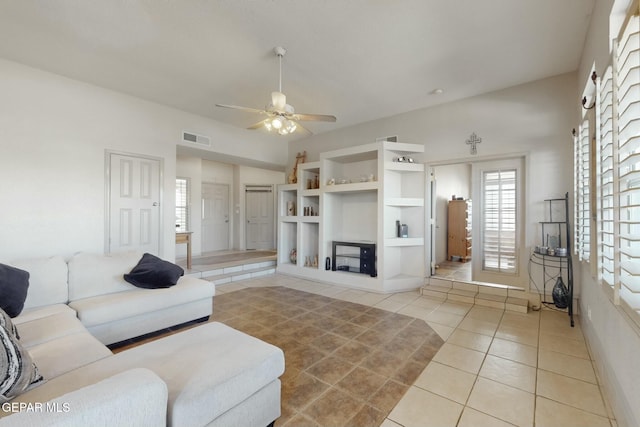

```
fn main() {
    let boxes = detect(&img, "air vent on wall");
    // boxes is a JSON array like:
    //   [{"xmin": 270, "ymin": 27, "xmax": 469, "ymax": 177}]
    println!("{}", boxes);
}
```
[{"xmin": 182, "ymin": 131, "xmax": 211, "ymax": 147}]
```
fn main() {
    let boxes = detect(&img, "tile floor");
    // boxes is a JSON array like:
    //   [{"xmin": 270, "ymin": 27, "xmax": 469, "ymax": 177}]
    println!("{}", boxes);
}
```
[
  {"xmin": 212, "ymin": 286, "xmax": 445, "ymax": 426},
  {"xmin": 215, "ymin": 274, "xmax": 616, "ymax": 427}
]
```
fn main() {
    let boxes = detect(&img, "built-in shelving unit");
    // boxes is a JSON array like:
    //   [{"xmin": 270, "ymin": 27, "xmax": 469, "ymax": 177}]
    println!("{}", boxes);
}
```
[{"xmin": 277, "ymin": 141, "xmax": 425, "ymax": 293}]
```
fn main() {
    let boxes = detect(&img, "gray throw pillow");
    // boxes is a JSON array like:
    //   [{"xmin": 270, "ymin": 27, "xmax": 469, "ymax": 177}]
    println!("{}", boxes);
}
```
[
  {"xmin": 0, "ymin": 308, "xmax": 19, "ymax": 339},
  {"xmin": 0, "ymin": 263, "xmax": 29, "ymax": 318},
  {"xmin": 0, "ymin": 324, "xmax": 43, "ymax": 402}
]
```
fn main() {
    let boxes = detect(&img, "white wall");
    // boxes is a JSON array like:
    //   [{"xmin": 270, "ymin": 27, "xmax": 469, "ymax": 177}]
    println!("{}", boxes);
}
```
[
  {"xmin": 0, "ymin": 58, "xmax": 286, "ymax": 261},
  {"xmin": 575, "ymin": 1, "xmax": 640, "ymax": 426},
  {"xmin": 290, "ymin": 72, "xmax": 578, "ymax": 289}
]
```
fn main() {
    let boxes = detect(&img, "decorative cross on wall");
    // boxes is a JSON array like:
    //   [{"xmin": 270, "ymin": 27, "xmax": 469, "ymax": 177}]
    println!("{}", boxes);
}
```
[{"xmin": 466, "ymin": 132, "xmax": 482, "ymax": 155}]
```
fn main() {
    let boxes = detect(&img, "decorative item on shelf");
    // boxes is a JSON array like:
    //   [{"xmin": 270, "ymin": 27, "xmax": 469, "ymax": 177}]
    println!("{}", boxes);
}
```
[
  {"xmin": 394, "ymin": 156, "xmax": 414, "ymax": 163},
  {"xmin": 288, "ymin": 151, "xmax": 306, "ymax": 184},
  {"xmin": 368, "ymin": 174, "xmax": 375, "ymax": 182},
  {"xmin": 327, "ymin": 178, "xmax": 335, "ymax": 185},
  {"xmin": 313, "ymin": 255, "xmax": 318, "ymax": 268},
  {"xmin": 325, "ymin": 257, "xmax": 331, "ymax": 270},
  {"xmin": 314, "ymin": 175, "xmax": 319, "ymax": 189},
  {"xmin": 286, "ymin": 201, "xmax": 296, "ymax": 216},
  {"xmin": 401, "ymin": 224, "xmax": 408, "ymax": 238},
  {"xmin": 289, "ymin": 249, "xmax": 297, "ymax": 264},
  {"xmin": 555, "ymin": 247, "xmax": 567, "ymax": 256},
  {"xmin": 304, "ymin": 256, "xmax": 310, "ymax": 267},
  {"xmin": 307, "ymin": 179, "xmax": 313, "ymax": 189},
  {"xmin": 396, "ymin": 220, "xmax": 401, "ymax": 238}
]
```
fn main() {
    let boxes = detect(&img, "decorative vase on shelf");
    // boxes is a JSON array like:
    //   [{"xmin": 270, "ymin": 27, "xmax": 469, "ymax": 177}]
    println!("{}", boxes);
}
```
[{"xmin": 289, "ymin": 249, "xmax": 297, "ymax": 264}]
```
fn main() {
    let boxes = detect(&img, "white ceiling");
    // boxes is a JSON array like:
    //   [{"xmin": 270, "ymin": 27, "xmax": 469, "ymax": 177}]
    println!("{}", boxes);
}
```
[{"xmin": 0, "ymin": 0, "xmax": 595, "ymax": 140}]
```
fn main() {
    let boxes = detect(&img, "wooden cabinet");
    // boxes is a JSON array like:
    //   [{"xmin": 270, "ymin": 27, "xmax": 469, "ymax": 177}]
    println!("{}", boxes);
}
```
[{"xmin": 447, "ymin": 199, "xmax": 472, "ymax": 262}]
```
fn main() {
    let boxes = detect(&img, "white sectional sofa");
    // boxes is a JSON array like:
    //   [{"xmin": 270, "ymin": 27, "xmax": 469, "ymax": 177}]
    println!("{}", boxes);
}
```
[{"xmin": 0, "ymin": 252, "xmax": 285, "ymax": 427}]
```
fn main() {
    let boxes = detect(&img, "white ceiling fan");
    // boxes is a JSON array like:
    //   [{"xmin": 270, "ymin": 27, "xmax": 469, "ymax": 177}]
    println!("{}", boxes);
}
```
[{"xmin": 216, "ymin": 46, "xmax": 337, "ymax": 135}]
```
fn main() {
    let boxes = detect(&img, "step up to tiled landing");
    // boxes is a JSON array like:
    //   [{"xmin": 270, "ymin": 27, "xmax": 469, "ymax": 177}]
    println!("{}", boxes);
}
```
[
  {"xmin": 421, "ymin": 277, "xmax": 530, "ymax": 313},
  {"xmin": 186, "ymin": 260, "xmax": 276, "ymax": 285}
]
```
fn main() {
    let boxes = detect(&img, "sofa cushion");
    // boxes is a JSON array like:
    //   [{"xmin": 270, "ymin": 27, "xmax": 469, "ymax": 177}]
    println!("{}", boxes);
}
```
[
  {"xmin": 0, "ymin": 309, "xmax": 19, "ymax": 339},
  {"xmin": 2, "ymin": 322, "xmax": 285, "ymax": 427},
  {"xmin": 27, "ymin": 331, "xmax": 112, "ymax": 380},
  {"xmin": 68, "ymin": 276, "xmax": 213, "ymax": 328},
  {"xmin": 16, "ymin": 311, "xmax": 87, "ymax": 350},
  {"xmin": 0, "ymin": 263, "xmax": 29, "ymax": 317},
  {"xmin": 123, "ymin": 253, "xmax": 184, "ymax": 289},
  {"xmin": 0, "ymin": 325, "xmax": 43, "ymax": 402},
  {"xmin": 13, "ymin": 304, "xmax": 75, "ymax": 325},
  {"xmin": 0, "ymin": 369, "xmax": 168, "ymax": 427},
  {"xmin": 67, "ymin": 252, "xmax": 142, "ymax": 301},
  {"xmin": 7, "ymin": 257, "xmax": 68, "ymax": 310}
]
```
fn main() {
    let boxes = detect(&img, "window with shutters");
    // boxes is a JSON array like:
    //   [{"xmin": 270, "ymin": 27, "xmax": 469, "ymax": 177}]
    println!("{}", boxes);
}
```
[
  {"xmin": 175, "ymin": 177, "xmax": 190, "ymax": 232},
  {"xmin": 481, "ymin": 169, "xmax": 517, "ymax": 273},
  {"xmin": 584, "ymin": 2, "xmax": 640, "ymax": 327},
  {"xmin": 575, "ymin": 120, "xmax": 591, "ymax": 262}
]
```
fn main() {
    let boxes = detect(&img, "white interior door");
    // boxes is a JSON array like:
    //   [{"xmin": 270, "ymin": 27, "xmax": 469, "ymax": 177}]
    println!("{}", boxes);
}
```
[
  {"xmin": 107, "ymin": 153, "xmax": 161, "ymax": 255},
  {"xmin": 246, "ymin": 185, "xmax": 274, "ymax": 250},
  {"xmin": 202, "ymin": 182, "xmax": 229, "ymax": 252}
]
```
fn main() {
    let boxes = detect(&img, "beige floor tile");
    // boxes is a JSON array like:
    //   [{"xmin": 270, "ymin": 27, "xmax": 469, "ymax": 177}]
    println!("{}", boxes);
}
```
[
  {"xmin": 538, "ymin": 348, "xmax": 597, "ymax": 383},
  {"xmin": 398, "ymin": 304, "xmax": 432, "ymax": 320},
  {"xmin": 538, "ymin": 333, "xmax": 589, "ymax": 359},
  {"xmin": 494, "ymin": 323, "xmax": 538, "ymax": 347},
  {"xmin": 380, "ymin": 419, "xmax": 403, "ymax": 427},
  {"xmin": 467, "ymin": 377, "xmax": 534, "ymax": 427},
  {"xmin": 536, "ymin": 369, "xmax": 607, "ymax": 416},
  {"xmin": 374, "ymin": 298, "xmax": 407, "ymax": 313},
  {"xmin": 500, "ymin": 311, "xmax": 540, "ymax": 331},
  {"xmin": 409, "ymin": 296, "xmax": 443, "ymax": 310},
  {"xmin": 388, "ymin": 386, "xmax": 463, "ymax": 427},
  {"xmin": 457, "ymin": 316, "xmax": 499, "ymax": 336},
  {"xmin": 437, "ymin": 301, "xmax": 473, "ymax": 316},
  {"xmin": 427, "ymin": 322, "xmax": 455, "ymax": 340},
  {"xmin": 466, "ymin": 306, "xmax": 505, "ymax": 323},
  {"xmin": 535, "ymin": 396, "xmax": 610, "ymax": 427},
  {"xmin": 447, "ymin": 329, "xmax": 493, "ymax": 353},
  {"xmin": 386, "ymin": 291, "xmax": 421, "ymax": 304},
  {"xmin": 425, "ymin": 309, "xmax": 465, "ymax": 328},
  {"xmin": 458, "ymin": 407, "xmax": 518, "ymax": 427},
  {"xmin": 488, "ymin": 338, "xmax": 538, "ymax": 367},
  {"xmin": 479, "ymin": 354, "xmax": 536, "ymax": 393},
  {"xmin": 432, "ymin": 342, "xmax": 486, "ymax": 374},
  {"xmin": 413, "ymin": 361, "xmax": 476, "ymax": 404}
]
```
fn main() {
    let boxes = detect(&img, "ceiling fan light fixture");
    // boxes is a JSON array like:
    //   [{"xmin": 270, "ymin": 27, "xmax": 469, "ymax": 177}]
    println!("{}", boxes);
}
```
[
  {"xmin": 271, "ymin": 116, "xmax": 283, "ymax": 129},
  {"xmin": 272, "ymin": 91, "xmax": 287, "ymax": 110}
]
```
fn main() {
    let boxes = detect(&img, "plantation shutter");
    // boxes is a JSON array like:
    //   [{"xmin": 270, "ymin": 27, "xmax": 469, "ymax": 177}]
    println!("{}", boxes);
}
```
[
  {"xmin": 617, "ymin": 12, "xmax": 640, "ymax": 321},
  {"xmin": 482, "ymin": 169, "xmax": 517, "ymax": 273}
]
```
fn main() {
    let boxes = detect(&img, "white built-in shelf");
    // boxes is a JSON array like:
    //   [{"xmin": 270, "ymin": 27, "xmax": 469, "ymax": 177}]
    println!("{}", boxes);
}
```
[
  {"xmin": 385, "ymin": 237, "xmax": 424, "ymax": 247},
  {"xmin": 385, "ymin": 198, "xmax": 424, "ymax": 207},
  {"xmin": 383, "ymin": 142, "xmax": 426, "ymax": 154},
  {"xmin": 384, "ymin": 162, "xmax": 425, "ymax": 172},
  {"xmin": 324, "ymin": 181, "xmax": 379, "ymax": 193},
  {"xmin": 301, "ymin": 189, "xmax": 320, "ymax": 196},
  {"xmin": 280, "ymin": 216, "xmax": 298, "ymax": 222},
  {"xmin": 300, "ymin": 217, "xmax": 320, "ymax": 223}
]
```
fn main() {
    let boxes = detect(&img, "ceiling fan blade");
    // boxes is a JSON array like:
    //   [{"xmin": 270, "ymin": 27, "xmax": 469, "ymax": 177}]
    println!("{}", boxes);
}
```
[
  {"xmin": 295, "ymin": 122, "xmax": 313, "ymax": 135},
  {"xmin": 292, "ymin": 113, "xmax": 337, "ymax": 122},
  {"xmin": 247, "ymin": 119, "xmax": 268, "ymax": 130},
  {"xmin": 215, "ymin": 104, "xmax": 266, "ymax": 115}
]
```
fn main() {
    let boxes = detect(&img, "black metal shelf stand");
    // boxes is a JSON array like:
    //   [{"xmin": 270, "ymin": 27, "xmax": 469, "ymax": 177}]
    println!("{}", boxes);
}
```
[{"xmin": 529, "ymin": 192, "xmax": 574, "ymax": 327}]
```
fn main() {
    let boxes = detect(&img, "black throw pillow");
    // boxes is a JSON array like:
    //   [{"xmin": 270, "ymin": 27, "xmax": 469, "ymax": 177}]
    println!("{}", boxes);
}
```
[
  {"xmin": 124, "ymin": 253, "xmax": 184, "ymax": 289},
  {"xmin": 0, "ymin": 263, "xmax": 30, "ymax": 318}
]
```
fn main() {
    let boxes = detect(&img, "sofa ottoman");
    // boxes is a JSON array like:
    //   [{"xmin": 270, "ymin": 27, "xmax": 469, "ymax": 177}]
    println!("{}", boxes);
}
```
[{"xmin": 9, "ymin": 322, "xmax": 285, "ymax": 427}]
